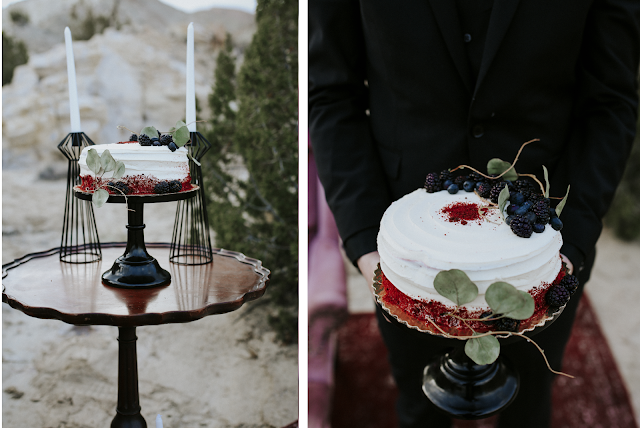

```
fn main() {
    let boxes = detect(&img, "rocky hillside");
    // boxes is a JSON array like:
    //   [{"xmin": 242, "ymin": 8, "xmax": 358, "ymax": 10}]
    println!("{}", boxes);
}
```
[{"xmin": 2, "ymin": 0, "xmax": 255, "ymax": 171}]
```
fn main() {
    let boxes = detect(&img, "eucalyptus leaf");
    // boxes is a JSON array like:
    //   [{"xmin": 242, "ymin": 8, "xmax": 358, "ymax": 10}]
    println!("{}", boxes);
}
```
[
  {"xmin": 97, "ymin": 165, "xmax": 105, "ymax": 176},
  {"xmin": 168, "ymin": 127, "xmax": 176, "ymax": 134},
  {"xmin": 175, "ymin": 120, "xmax": 187, "ymax": 128},
  {"xmin": 502, "ymin": 291, "xmax": 535, "ymax": 320},
  {"xmin": 542, "ymin": 165, "xmax": 550, "ymax": 198},
  {"xmin": 555, "ymin": 185, "xmax": 570, "ymax": 217},
  {"xmin": 86, "ymin": 148, "xmax": 100, "ymax": 174},
  {"xmin": 100, "ymin": 150, "xmax": 117, "ymax": 173},
  {"xmin": 173, "ymin": 125, "xmax": 190, "ymax": 147},
  {"xmin": 498, "ymin": 186, "xmax": 510, "ymax": 221},
  {"xmin": 140, "ymin": 126, "xmax": 158, "ymax": 138},
  {"xmin": 433, "ymin": 269, "xmax": 478, "ymax": 306},
  {"xmin": 485, "ymin": 282, "xmax": 528, "ymax": 315},
  {"xmin": 113, "ymin": 161, "xmax": 126, "ymax": 179},
  {"xmin": 92, "ymin": 188, "xmax": 109, "ymax": 208},
  {"xmin": 487, "ymin": 158, "xmax": 518, "ymax": 181},
  {"xmin": 465, "ymin": 334, "xmax": 500, "ymax": 365}
]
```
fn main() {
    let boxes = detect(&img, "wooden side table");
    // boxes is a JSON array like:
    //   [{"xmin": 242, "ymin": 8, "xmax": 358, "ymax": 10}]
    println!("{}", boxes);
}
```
[{"xmin": 2, "ymin": 243, "xmax": 270, "ymax": 428}]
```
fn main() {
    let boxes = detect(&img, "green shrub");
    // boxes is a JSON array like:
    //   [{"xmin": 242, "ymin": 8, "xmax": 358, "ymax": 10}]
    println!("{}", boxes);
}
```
[
  {"xmin": 2, "ymin": 32, "xmax": 29, "ymax": 86},
  {"xmin": 201, "ymin": 0, "xmax": 298, "ymax": 343},
  {"xmin": 9, "ymin": 9, "xmax": 29, "ymax": 26}
]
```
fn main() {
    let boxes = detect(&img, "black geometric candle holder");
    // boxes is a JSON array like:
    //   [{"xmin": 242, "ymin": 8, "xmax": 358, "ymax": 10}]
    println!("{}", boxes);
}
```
[
  {"xmin": 57, "ymin": 132, "xmax": 102, "ymax": 264},
  {"xmin": 170, "ymin": 131, "xmax": 213, "ymax": 265}
]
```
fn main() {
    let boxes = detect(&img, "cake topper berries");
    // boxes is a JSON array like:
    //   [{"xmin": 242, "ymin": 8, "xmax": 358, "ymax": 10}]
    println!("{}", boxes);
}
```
[{"xmin": 422, "ymin": 139, "xmax": 571, "ymax": 238}]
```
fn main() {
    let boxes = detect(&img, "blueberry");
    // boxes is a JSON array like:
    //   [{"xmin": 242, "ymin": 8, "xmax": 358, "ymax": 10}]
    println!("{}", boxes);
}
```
[
  {"xmin": 550, "ymin": 217, "xmax": 563, "ymax": 231},
  {"xmin": 505, "ymin": 215, "xmax": 513, "ymax": 225},
  {"xmin": 475, "ymin": 181, "xmax": 485, "ymax": 190},
  {"xmin": 549, "ymin": 207, "xmax": 558, "ymax": 218},
  {"xmin": 521, "ymin": 201, "xmax": 533, "ymax": 211},
  {"xmin": 463, "ymin": 181, "xmax": 475, "ymax": 192},
  {"xmin": 507, "ymin": 204, "xmax": 518, "ymax": 215},
  {"xmin": 443, "ymin": 179, "xmax": 453, "ymax": 190},
  {"xmin": 525, "ymin": 211, "xmax": 537, "ymax": 224},
  {"xmin": 511, "ymin": 192, "xmax": 525, "ymax": 206},
  {"xmin": 515, "ymin": 206, "xmax": 529, "ymax": 216},
  {"xmin": 152, "ymin": 140, "xmax": 162, "ymax": 146},
  {"xmin": 447, "ymin": 183, "xmax": 459, "ymax": 194},
  {"xmin": 168, "ymin": 142, "xmax": 178, "ymax": 152},
  {"xmin": 533, "ymin": 223, "xmax": 545, "ymax": 233}
]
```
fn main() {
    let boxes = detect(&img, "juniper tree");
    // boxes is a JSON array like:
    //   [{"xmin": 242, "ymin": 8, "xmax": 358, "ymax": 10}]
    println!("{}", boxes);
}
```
[
  {"xmin": 2, "ymin": 32, "xmax": 29, "ymax": 86},
  {"xmin": 202, "ymin": 0, "xmax": 298, "ymax": 343}
]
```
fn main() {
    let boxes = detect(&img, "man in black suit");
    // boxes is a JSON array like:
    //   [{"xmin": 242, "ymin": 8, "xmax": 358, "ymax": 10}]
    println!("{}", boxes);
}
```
[{"xmin": 309, "ymin": 1, "xmax": 640, "ymax": 427}]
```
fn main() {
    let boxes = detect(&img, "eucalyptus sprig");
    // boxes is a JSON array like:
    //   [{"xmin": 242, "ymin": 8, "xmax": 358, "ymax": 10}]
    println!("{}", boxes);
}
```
[
  {"xmin": 85, "ymin": 148, "xmax": 126, "ymax": 208},
  {"xmin": 431, "ymin": 269, "xmax": 572, "ymax": 377}
]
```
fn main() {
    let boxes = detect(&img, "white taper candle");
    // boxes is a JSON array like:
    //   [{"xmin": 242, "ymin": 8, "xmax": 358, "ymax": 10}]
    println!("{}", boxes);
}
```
[
  {"xmin": 156, "ymin": 414, "xmax": 163, "ymax": 428},
  {"xmin": 64, "ymin": 27, "xmax": 82, "ymax": 132},
  {"xmin": 186, "ymin": 22, "xmax": 196, "ymax": 132}
]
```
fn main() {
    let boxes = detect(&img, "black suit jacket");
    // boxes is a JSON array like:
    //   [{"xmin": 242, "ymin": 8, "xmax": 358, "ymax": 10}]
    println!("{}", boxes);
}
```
[{"xmin": 309, "ymin": 0, "xmax": 640, "ymax": 269}]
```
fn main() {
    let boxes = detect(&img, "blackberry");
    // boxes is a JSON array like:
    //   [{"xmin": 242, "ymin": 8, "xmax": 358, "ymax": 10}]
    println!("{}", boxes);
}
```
[
  {"xmin": 469, "ymin": 171, "xmax": 482, "ymax": 182},
  {"xmin": 480, "ymin": 312, "xmax": 495, "ymax": 325},
  {"xmin": 510, "ymin": 215, "xmax": 533, "ymax": 238},
  {"xmin": 154, "ymin": 181, "xmax": 171, "ymax": 194},
  {"xmin": 168, "ymin": 142, "xmax": 178, "ymax": 152},
  {"xmin": 129, "ymin": 134, "xmax": 138, "ymax": 142},
  {"xmin": 107, "ymin": 182, "xmax": 130, "ymax": 195},
  {"xmin": 424, "ymin": 172, "xmax": 441, "ymax": 193},
  {"xmin": 138, "ymin": 133, "xmax": 152, "ymax": 146},
  {"xmin": 168, "ymin": 180, "xmax": 182, "ymax": 193},
  {"xmin": 546, "ymin": 285, "xmax": 570, "ymax": 307},
  {"xmin": 533, "ymin": 200, "xmax": 550, "ymax": 225},
  {"xmin": 453, "ymin": 175, "xmax": 467, "ymax": 188},
  {"xmin": 476, "ymin": 182, "xmax": 492, "ymax": 198},
  {"xmin": 439, "ymin": 170, "xmax": 453, "ymax": 183},
  {"xmin": 489, "ymin": 181, "xmax": 507, "ymax": 203},
  {"xmin": 494, "ymin": 317, "xmax": 520, "ymax": 332},
  {"xmin": 160, "ymin": 134, "xmax": 173, "ymax": 145},
  {"xmin": 560, "ymin": 275, "xmax": 579, "ymax": 295}
]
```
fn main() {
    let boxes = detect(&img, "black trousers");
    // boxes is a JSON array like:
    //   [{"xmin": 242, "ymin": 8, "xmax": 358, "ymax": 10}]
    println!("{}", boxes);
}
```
[{"xmin": 376, "ymin": 250, "xmax": 596, "ymax": 428}]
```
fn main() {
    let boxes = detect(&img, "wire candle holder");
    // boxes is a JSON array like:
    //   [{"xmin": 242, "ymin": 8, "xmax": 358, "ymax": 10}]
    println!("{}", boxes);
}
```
[
  {"xmin": 170, "ymin": 131, "xmax": 213, "ymax": 265},
  {"xmin": 58, "ymin": 132, "xmax": 102, "ymax": 263}
]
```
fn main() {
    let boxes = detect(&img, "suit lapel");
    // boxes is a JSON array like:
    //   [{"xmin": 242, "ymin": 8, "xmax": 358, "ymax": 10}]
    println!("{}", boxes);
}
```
[
  {"xmin": 474, "ymin": 0, "xmax": 521, "ymax": 95},
  {"xmin": 428, "ymin": 0, "xmax": 473, "ymax": 94}
]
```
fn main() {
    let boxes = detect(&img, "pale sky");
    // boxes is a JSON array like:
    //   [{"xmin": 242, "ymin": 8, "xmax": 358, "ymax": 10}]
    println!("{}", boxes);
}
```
[{"xmin": 2, "ymin": 0, "xmax": 256, "ymax": 14}]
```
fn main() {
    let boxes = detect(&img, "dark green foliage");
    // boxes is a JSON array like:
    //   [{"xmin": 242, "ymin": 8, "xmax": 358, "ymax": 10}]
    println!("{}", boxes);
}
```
[
  {"xmin": 605, "ymin": 115, "xmax": 640, "ymax": 241},
  {"xmin": 2, "ymin": 32, "xmax": 29, "ymax": 86},
  {"xmin": 201, "ymin": 0, "xmax": 298, "ymax": 343},
  {"xmin": 70, "ymin": 0, "xmax": 121, "ymax": 41},
  {"xmin": 9, "ymin": 9, "xmax": 30, "ymax": 26}
]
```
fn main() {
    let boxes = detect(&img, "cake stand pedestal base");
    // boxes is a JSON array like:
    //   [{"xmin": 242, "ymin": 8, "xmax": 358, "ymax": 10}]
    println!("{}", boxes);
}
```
[
  {"xmin": 422, "ymin": 345, "xmax": 519, "ymax": 420},
  {"xmin": 111, "ymin": 326, "xmax": 147, "ymax": 428},
  {"xmin": 102, "ymin": 202, "xmax": 171, "ymax": 288}
]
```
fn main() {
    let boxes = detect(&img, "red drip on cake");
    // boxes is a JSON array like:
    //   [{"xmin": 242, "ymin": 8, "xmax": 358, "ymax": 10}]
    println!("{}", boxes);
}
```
[
  {"xmin": 440, "ymin": 202, "xmax": 485, "ymax": 225},
  {"xmin": 117, "ymin": 141, "xmax": 139, "ymax": 144},
  {"xmin": 79, "ymin": 174, "xmax": 192, "ymax": 195},
  {"xmin": 380, "ymin": 263, "xmax": 565, "ymax": 336}
]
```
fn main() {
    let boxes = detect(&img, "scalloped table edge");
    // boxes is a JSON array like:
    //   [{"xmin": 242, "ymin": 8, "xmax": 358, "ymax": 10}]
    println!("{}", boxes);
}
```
[{"xmin": 2, "ymin": 242, "xmax": 270, "ymax": 327}]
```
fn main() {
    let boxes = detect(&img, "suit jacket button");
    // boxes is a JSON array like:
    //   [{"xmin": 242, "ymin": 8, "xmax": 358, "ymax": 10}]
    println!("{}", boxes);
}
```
[{"xmin": 472, "ymin": 124, "xmax": 484, "ymax": 138}]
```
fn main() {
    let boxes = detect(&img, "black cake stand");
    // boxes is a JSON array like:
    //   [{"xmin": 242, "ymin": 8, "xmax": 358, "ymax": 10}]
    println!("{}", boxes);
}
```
[
  {"xmin": 372, "ymin": 265, "xmax": 566, "ymax": 420},
  {"xmin": 74, "ymin": 186, "xmax": 198, "ymax": 288}
]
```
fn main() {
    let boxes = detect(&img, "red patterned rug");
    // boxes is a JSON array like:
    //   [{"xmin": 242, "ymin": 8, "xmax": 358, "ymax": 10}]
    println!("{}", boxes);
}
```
[{"xmin": 331, "ymin": 295, "xmax": 637, "ymax": 428}]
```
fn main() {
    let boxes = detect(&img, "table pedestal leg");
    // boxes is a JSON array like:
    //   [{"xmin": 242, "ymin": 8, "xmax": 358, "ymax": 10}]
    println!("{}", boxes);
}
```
[{"xmin": 111, "ymin": 326, "xmax": 147, "ymax": 428}]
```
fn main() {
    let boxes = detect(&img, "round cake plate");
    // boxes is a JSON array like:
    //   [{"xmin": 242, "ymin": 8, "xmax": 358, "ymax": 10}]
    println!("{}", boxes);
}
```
[
  {"xmin": 74, "ymin": 186, "xmax": 199, "ymax": 289},
  {"xmin": 372, "ymin": 263, "xmax": 567, "ymax": 420}
]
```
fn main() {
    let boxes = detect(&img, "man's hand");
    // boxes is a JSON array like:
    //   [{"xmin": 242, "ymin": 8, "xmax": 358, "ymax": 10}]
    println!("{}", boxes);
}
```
[
  {"xmin": 560, "ymin": 253, "xmax": 574, "ymax": 275},
  {"xmin": 357, "ymin": 251, "xmax": 380, "ymax": 290}
]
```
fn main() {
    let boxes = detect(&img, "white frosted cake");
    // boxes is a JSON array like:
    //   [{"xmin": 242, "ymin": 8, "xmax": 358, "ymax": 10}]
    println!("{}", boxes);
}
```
[
  {"xmin": 78, "ymin": 143, "xmax": 191, "ymax": 195},
  {"xmin": 377, "ymin": 188, "xmax": 564, "ymax": 333}
]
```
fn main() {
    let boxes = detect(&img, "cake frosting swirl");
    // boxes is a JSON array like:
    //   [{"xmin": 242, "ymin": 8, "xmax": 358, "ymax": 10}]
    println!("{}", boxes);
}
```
[{"xmin": 377, "ymin": 189, "xmax": 563, "ymax": 311}]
